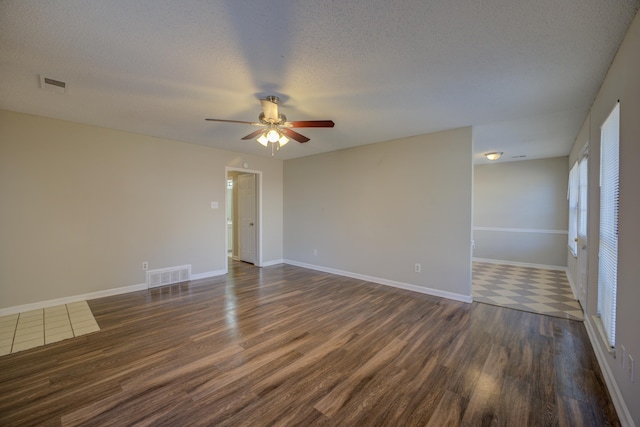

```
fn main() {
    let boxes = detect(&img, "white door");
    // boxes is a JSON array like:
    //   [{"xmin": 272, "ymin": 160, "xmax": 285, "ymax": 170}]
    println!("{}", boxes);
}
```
[
  {"xmin": 576, "ymin": 154, "xmax": 588, "ymax": 307},
  {"xmin": 238, "ymin": 173, "xmax": 257, "ymax": 264},
  {"xmin": 226, "ymin": 178, "xmax": 234, "ymax": 256}
]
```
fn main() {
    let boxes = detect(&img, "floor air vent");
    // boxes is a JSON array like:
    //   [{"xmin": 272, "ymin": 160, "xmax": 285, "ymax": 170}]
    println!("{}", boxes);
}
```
[{"xmin": 147, "ymin": 265, "xmax": 191, "ymax": 289}]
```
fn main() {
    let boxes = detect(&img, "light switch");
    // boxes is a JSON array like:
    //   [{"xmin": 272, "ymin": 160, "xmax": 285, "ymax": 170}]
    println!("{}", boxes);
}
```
[{"xmin": 211, "ymin": 201, "xmax": 219, "ymax": 209}]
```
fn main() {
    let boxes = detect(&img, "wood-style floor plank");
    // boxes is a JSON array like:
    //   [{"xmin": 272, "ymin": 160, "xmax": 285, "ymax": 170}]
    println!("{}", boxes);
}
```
[{"xmin": 0, "ymin": 261, "xmax": 620, "ymax": 426}]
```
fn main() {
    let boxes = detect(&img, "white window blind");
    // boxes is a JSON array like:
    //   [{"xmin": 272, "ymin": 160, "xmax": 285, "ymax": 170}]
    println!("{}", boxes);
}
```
[
  {"xmin": 578, "ymin": 156, "xmax": 588, "ymax": 242},
  {"xmin": 597, "ymin": 102, "xmax": 619, "ymax": 348},
  {"xmin": 567, "ymin": 162, "xmax": 579, "ymax": 256}
]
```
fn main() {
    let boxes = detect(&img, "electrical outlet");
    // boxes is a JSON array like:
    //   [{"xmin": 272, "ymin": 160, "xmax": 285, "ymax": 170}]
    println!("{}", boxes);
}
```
[
  {"xmin": 628, "ymin": 354, "xmax": 635, "ymax": 383},
  {"xmin": 415, "ymin": 263, "xmax": 421, "ymax": 273},
  {"xmin": 142, "ymin": 261, "xmax": 149, "ymax": 270},
  {"xmin": 313, "ymin": 249, "xmax": 318, "ymax": 256}
]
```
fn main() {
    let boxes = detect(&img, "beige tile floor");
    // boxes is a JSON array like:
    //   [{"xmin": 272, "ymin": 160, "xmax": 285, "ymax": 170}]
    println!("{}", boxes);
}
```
[
  {"xmin": 472, "ymin": 262, "xmax": 584, "ymax": 321},
  {"xmin": 0, "ymin": 301, "xmax": 99, "ymax": 356}
]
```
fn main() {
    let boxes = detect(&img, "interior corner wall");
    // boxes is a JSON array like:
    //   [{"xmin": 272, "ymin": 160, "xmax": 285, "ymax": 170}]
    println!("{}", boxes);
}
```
[
  {"xmin": 571, "ymin": 9, "xmax": 640, "ymax": 426},
  {"xmin": 0, "ymin": 109, "xmax": 283, "ymax": 310},
  {"xmin": 283, "ymin": 127, "xmax": 473, "ymax": 300},
  {"xmin": 473, "ymin": 157, "xmax": 569, "ymax": 267}
]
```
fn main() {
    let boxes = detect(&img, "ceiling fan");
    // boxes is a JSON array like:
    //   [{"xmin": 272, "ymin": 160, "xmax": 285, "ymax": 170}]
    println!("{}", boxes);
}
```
[{"xmin": 206, "ymin": 96, "xmax": 334, "ymax": 154}]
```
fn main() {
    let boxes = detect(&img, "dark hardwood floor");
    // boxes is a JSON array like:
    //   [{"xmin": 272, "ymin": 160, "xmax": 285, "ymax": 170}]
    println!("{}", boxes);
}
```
[{"xmin": 0, "ymin": 261, "xmax": 619, "ymax": 426}]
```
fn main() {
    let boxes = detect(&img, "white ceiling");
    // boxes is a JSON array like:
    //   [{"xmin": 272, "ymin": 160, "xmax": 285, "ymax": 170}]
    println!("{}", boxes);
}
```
[{"xmin": 1, "ymin": 1, "xmax": 638, "ymax": 162}]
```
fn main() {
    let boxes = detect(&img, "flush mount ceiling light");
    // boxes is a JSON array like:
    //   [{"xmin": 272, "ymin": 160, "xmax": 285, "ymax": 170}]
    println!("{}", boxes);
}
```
[{"xmin": 484, "ymin": 152, "xmax": 503, "ymax": 161}]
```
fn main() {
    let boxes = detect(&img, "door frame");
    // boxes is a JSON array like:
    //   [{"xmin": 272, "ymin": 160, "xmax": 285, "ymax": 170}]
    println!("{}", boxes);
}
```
[
  {"xmin": 576, "ymin": 145, "xmax": 589, "ymax": 307},
  {"xmin": 225, "ymin": 167, "xmax": 263, "ymax": 267}
]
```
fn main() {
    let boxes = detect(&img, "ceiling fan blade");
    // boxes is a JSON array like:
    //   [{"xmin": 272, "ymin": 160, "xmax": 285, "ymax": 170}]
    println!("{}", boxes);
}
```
[
  {"xmin": 281, "ymin": 128, "xmax": 310, "ymax": 143},
  {"xmin": 260, "ymin": 99, "xmax": 279, "ymax": 122},
  {"xmin": 283, "ymin": 120, "xmax": 335, "ymax": 128},
  {"xmin": 240, "ymin": 129, "xmax": 266, "ymax": 140},
  {"xmin": 205, "ymin": 118, "xmax": 262, "ymax": 126}
]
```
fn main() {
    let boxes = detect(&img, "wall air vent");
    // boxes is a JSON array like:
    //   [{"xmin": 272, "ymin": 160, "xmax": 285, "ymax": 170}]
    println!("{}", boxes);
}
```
[
  {"xmin": 39, "ymin": 75, "xmax": 67, "ymax": 94},
  {"xmin": 146, "ymin": 265, "xmax": 191, "ymax": 289}
]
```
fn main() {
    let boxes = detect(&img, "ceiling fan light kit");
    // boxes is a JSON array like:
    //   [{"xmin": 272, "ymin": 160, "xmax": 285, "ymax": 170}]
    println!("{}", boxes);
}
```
[
  {"xmin": 206, "ymin": 96, "xmax": 334, "ymax": 155},
  {"xmin": 256, "ymin": 126, "xmax": 290, "ymax": 152}
]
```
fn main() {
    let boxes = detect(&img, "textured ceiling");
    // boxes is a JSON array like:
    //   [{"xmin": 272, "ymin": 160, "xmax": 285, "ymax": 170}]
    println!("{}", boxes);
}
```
[{"xmin": 1, "ymin": 0, "xmax": 638, "ymax": 162}]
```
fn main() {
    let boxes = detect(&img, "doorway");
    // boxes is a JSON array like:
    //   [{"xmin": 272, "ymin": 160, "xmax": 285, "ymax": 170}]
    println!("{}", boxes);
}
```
[
  {"xmin": 226, "ymin": 169, "xmax": 260, "ymax": 265},
  {"xmin": 471, "ymin": 157, "xmax": 585, "ymax": 319}
]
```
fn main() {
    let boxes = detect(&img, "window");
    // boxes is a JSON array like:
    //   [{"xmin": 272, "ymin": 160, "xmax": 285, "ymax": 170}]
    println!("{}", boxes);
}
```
[
  {"xmin": 597, "ymin": 102, "xmax": 619, "ymax": 348},
  {"xmin": 578, "ymin": 156, "xmax": 588, "ymax": 242},
  {"xmin": 567, "ymin": 161, "xmax": 579, "ymax": 256}
]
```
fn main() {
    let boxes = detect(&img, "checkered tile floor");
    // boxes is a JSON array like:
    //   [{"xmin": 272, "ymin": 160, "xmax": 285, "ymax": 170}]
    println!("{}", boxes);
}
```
[{"xmin": 472, "ymin": 262, "xmax": 584, "ymax": 321}]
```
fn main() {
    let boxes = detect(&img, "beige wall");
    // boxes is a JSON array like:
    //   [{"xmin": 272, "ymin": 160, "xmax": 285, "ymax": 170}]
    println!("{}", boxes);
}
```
[
  {"xmin": 0, "ymin": 110, "xmax": 283, "ymax": 310},
  {"xmin": 283, "ymin": 127, "xmax": 473, "ymax": 300},
  {"xmin": 565, "ymin": 10, "xmax": 640, "ymax": 426},
  {"xmin": 473, "ymin": 157, "xmax": 569, "ymax": 267}
]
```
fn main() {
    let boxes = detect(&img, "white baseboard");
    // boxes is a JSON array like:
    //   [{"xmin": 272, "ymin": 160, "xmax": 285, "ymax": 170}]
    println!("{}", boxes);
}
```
[
  {"xmin": 190, "ymin": 269, "xmax": 227, "ymax": 280},
  {"xmin": 584, "ymin": 317, "xmax": 635, "ymax": 427},
  {"xmin": 0, "ymin": 283, "xmax": 148, "ymax": 317},
  {"xmin": 0, "ymin": 268, "xmax": 228, "ymax": 316},
  {"xmin": 260, "ymin": 259, "xmax": 284, "ymax": 267},
  {"xmin": 564, "ymin": 270, "xmax": 579, "ymax": 300},
  {"xmin": 283, "ymin": 259, "xmax": 472, "ymax": 304},
  {"xmin": 472, "ymin": 257, "xmax": 566, "ymax": 271}
]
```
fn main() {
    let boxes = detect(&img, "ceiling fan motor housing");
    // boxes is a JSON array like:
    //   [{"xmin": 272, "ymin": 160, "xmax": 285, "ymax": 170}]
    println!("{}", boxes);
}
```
[{"xmin": 258, "ymin": 112, "xmax": 287, "ymax": 125}]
